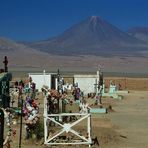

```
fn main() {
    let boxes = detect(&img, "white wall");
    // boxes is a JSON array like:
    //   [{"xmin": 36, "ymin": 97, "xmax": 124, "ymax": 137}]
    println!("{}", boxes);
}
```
[
  {"xmin": 28, "ymin": 73, "xmax": 52, "ymax": 91},
  {"xmin": 74, "ymin": 75, "xmax": 99, "ymax": 95}
]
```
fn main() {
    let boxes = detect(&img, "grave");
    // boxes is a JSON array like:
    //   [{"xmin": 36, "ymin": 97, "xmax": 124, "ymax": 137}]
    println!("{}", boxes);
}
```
[
  {"xmin": 42, "ymin": 72, "xmax": 92, "ymax": 147},
  {"xmin": 0, "ymin": 56, "xmax": 12, "ymax": 108}
]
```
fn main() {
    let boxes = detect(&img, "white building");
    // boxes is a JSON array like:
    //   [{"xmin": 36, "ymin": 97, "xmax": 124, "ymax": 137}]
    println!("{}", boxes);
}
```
[
  {"xmin": 74, "ymin": 71, "xmax": 100, "ymax": 95},
  {"xmin": 28, "ymin": 72, "xmax": 57, "ymax": 91}
]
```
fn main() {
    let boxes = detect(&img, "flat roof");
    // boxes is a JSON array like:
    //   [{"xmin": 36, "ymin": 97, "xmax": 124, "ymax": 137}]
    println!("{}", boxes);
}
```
[
  {"xmin": 74, "ymin": 74, "xmax": 98, "ymax": 78},
  {"xmin": 28, "ymin": 73, "xmax": 57, "ymax": 75}
]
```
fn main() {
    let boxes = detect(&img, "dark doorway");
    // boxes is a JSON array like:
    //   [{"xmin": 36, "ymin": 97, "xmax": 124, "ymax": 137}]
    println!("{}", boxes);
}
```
[{"xmin": 51, "ymin": 75, "xmax": 56, "ymax": 89}]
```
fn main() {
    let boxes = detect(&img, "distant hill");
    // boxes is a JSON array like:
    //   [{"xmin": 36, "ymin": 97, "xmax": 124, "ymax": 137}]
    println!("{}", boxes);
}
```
[
  {"xmin": 27, "ymin": 16, "xmax": 148, "ymax": 56},
  {"xmin": 0, "ymin": 37, "xmax": 54, "ymax": 69},
  {"xmin": 0, "ymin": 37, "xmax": 22, "ymax": 51},
  {"xmin": 128, "ymin": 27, "xmax": 148, "ymax": 43},
  {"xmin": 0, "ymin": 37, "xmax": 41, "ymax": 54}
]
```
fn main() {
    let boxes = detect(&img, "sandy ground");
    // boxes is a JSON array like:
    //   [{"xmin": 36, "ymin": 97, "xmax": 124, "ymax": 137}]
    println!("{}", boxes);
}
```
[
  {"xmin": 100, "ymin": 91, "xmax": 148, "ymax": 148},
  {"xmin": 1, "ymin": 53, "xmax": 148, "ymax": 74},
  {"xmin": 8, "ymin": 89, "xmax": 148, "ymax": 148}
]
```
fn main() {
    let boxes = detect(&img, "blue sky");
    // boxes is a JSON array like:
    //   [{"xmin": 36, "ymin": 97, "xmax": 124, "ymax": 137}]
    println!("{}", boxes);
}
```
[{"xmin": 0, "ymin": 0, "xmax": 148, "ymax": 41}]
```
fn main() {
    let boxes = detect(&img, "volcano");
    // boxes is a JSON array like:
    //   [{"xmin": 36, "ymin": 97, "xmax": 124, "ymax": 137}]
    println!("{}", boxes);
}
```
[{"xmin": 25, "ymin": 16, "xmax": 148, "ymax": 56}]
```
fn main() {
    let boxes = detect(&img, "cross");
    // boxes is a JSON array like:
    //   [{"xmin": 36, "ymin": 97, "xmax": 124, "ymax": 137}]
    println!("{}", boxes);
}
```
[{"xmin": 3, "ymin": 56, "xmax": 8, "ymax": 72}]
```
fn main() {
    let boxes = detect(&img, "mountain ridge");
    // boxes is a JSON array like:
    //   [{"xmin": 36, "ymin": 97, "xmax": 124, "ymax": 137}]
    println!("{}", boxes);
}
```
[
  {"xmin": 128, "ymin": 27, "xmax": 148, "ymax": 43},
  {"xmin": 1, "ymin": 22, "xmax": 148, "ymax": 73},
  {"xmin": 26, "ymin": 16, "xmax": 148, "ymax": 56}
]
